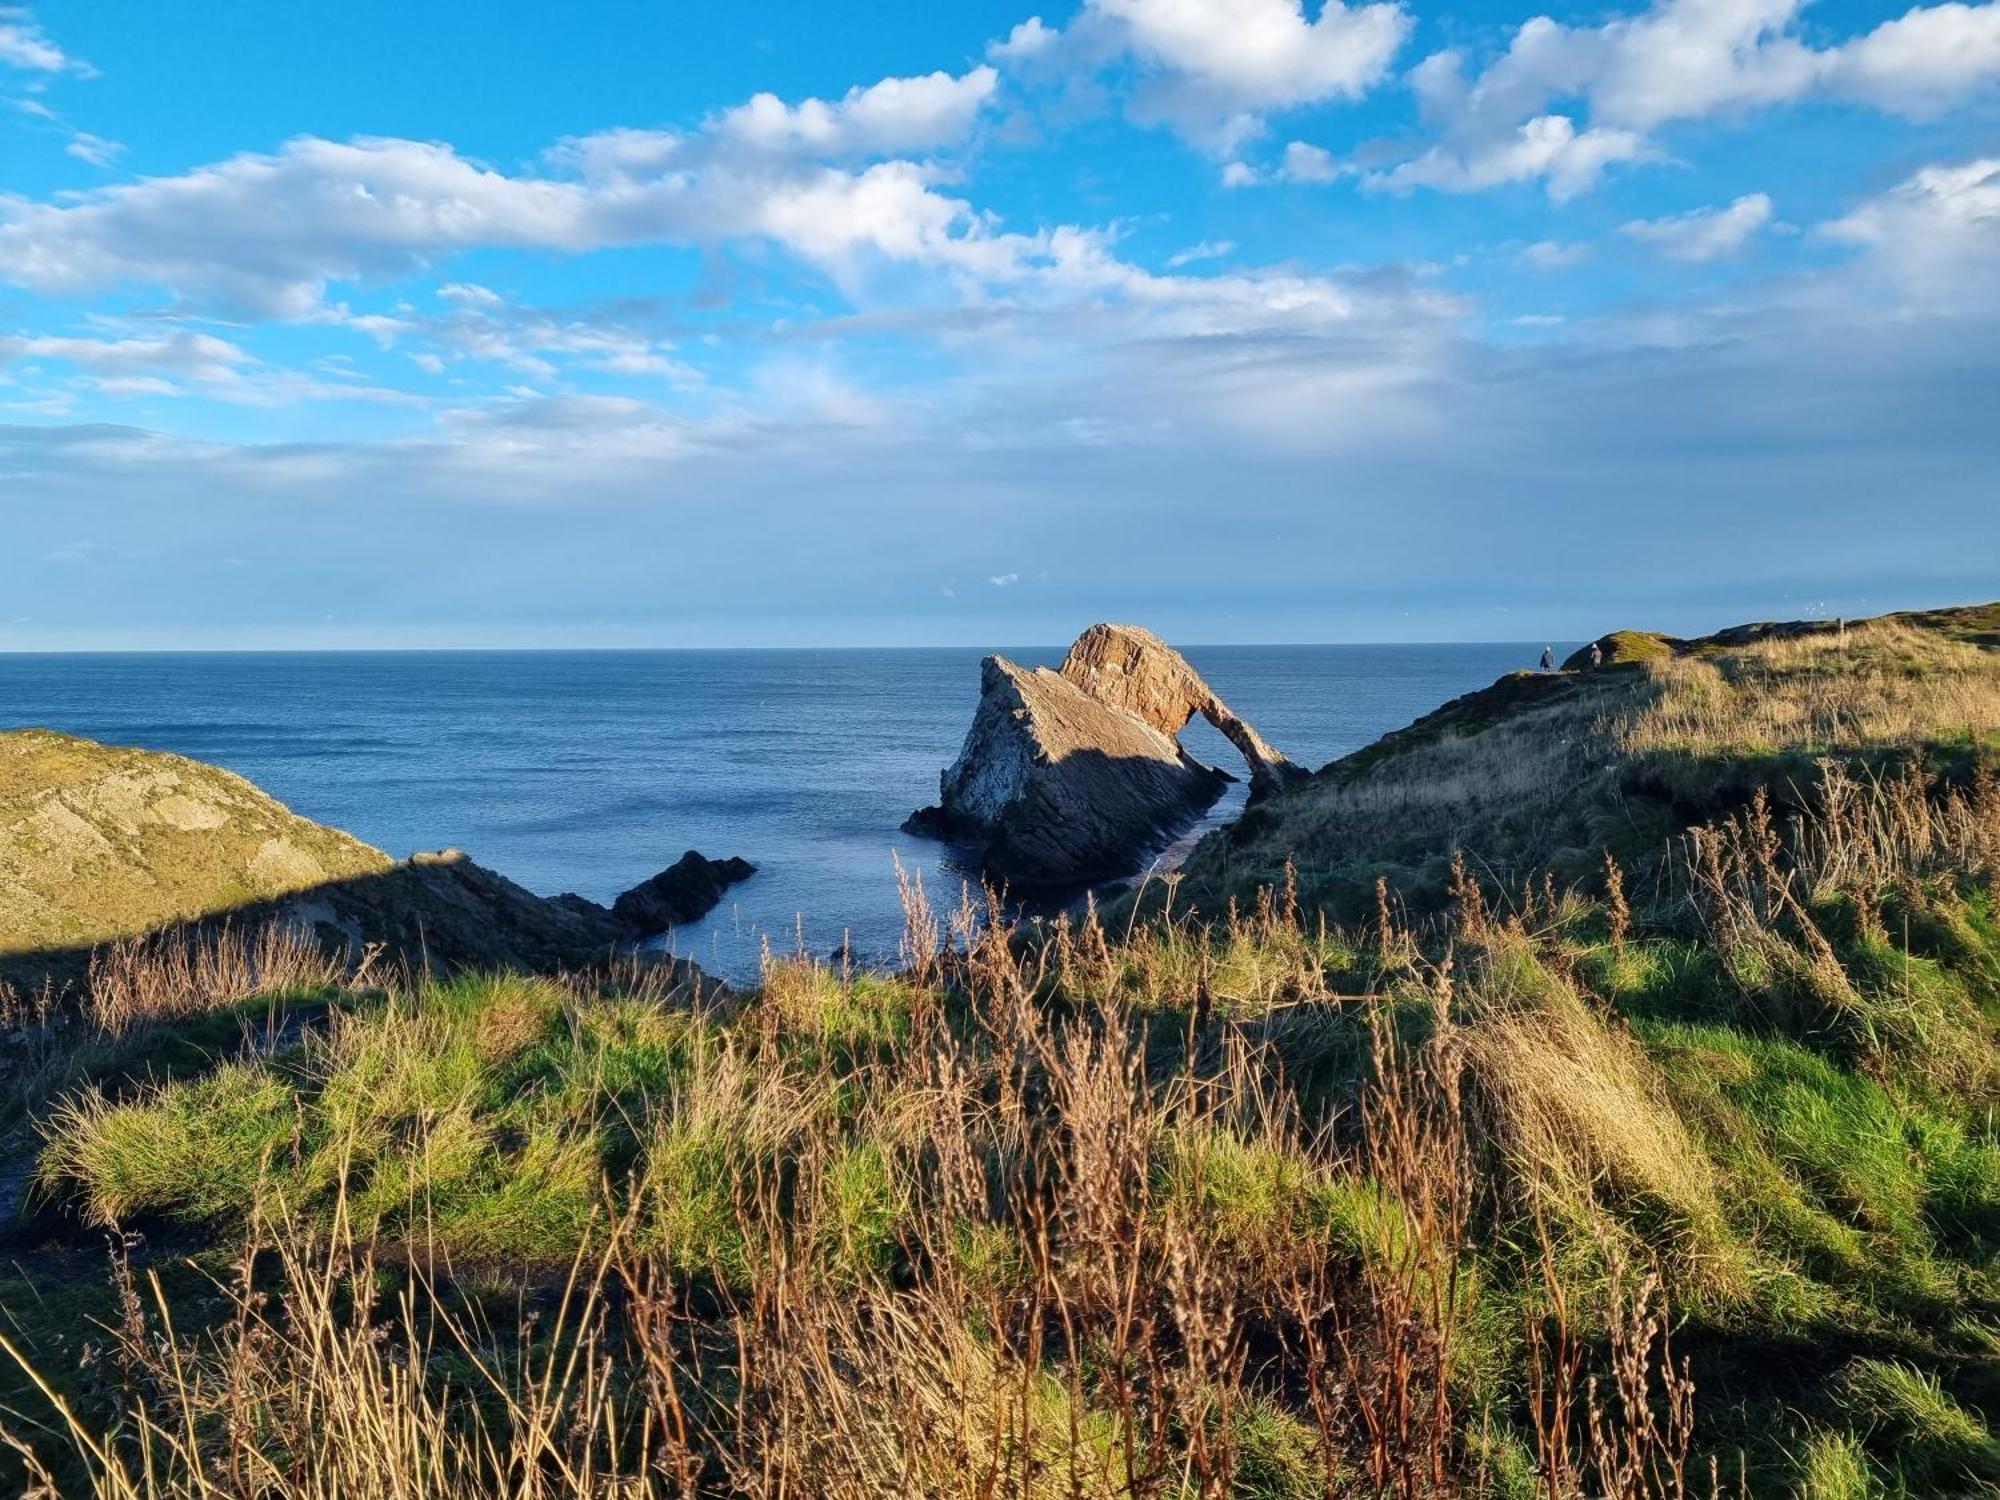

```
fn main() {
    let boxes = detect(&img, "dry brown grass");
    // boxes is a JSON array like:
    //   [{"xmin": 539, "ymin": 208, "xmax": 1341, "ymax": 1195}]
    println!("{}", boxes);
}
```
[
  {"xmin": 1462, "ymin": 961, "xmax": 1721, "ymax": 1231},
  {"xmin": 1620, "ymin": 622, "xmax": 2000, "ymax": 761},
  {"xmin": 7, "ymin": 882, "xmax": 1722, "ymax": 1499},
  {"xmin": 85, "ymin": 921, "xmax": 357, "ymax": 1035}
]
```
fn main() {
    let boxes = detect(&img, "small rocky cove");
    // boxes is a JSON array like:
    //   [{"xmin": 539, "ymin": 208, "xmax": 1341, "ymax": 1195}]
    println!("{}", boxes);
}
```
[{"xmin": 1, "ymin": 624, "xmax": 1294, "ymax": 989}]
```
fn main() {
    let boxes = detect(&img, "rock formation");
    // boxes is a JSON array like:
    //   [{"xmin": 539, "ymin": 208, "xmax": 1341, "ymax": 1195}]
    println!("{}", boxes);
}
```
[
  {"xmin": 611, "ymin": 850, "xmax": 757, "ymax": 933},
  {"xmin": 905, "ymin": 625, "xmax": 1303, "ymax": 888},
  {"xmin": 0, "ymin": 728, "xmax": 725, "ymax": 989},
  {"xmin": 1057, "ymin": 624, "xmax": 1306, "ymax": 800}
]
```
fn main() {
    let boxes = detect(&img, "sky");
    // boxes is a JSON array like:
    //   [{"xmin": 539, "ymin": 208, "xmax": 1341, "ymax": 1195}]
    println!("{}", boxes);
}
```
[{"xmin": 0, "ymin": 0, "xmax": 1996, "ymax": 649}]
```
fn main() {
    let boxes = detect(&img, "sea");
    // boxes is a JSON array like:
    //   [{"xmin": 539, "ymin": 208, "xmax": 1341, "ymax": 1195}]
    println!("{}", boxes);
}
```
[{"xmin": 0, "ymin": 644, "xmax": 1553, "ymax": 983}]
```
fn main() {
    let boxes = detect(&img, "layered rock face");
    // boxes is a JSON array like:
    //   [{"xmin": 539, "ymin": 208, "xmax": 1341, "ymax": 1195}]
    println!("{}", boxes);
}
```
[
  {"xmin": 1057, "ymin": 624, "xmax": 1306, "ymax": 800},
  {"xmin": 907, "ymin": 625, "xmax": 1301, "ymax": 888}
]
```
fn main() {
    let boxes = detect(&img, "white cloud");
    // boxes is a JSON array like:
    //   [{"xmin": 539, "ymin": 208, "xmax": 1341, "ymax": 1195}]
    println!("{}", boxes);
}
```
[
  {"xmin": 0, "ymin": 331, "xmax": 251, "ymax": 380},
  {"xmin": 1517, "ymin": 239, "xmax": 1594, "ymax": 270},
  {"xmin": 63, "ymin": 130, "xmax": 122, "ymax": 166},
  {"xmin": 713, "ymin": 66, "xmax": 998, "ymax": 156},
  {"xmin": 997, "ymin": 0, "xmax": 1410, "ymax": 153},
  {"xmin": 1828, "ymin": 3, "xmax": 2000, "ymax": 113},
  {"xmin": 1820, "ymin": 158, "xmax": 2000, "ymax": 304},
  {"xmin": 1381, "ymin": 0, "xmax": 2000, "ymax": 199},
  {"xmin": 344, "ymin": 289, "xmax": 700, "ymax": 385},
  {"xmin": 0, "ymin": 327, "xmax": 422, "ymax": 406},
  {"xmin": 438, "ymin": 281, "xmax": 503, "ymax": 306},
  {"xmin": 1373, "ymin": 114, "xmax": 1648, "ymax": 201},
  {"xmin": 0, "ymin": 132, "xmax": 1041, "ymax": 317},
  {"xmin": 988, "ymin": 572, "xmax": 1020, "ymax": 586},
  {"xmin": 0, "ymin": 137, "xmax": 593, "ymax": 317},
  {"xmin": 989, "ymin": 16, "xmax": 1059, "ymax": 62},
  {"xmin": 0, "ymin": 7, "xmax": 73, "ymax": 71},
  {"xmin": 1279, "ymin": 139, "xmax": 1344, "ymax": 182},
  {"xmin": 1621, "ymin": 192, "xmax": 1774, "ymax": 261},
  {"xmin": 1165, "ymin": 238, "xmax": 1235, "ymax": 267}
]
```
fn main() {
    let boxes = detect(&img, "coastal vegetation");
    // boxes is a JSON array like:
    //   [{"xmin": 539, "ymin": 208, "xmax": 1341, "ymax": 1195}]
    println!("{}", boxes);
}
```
[{"xmin": 2, "ymin": 608, "xmax": 1998, "ymax": 1497}]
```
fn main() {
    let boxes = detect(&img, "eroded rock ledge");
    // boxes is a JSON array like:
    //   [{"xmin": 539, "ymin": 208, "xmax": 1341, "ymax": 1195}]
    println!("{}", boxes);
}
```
[{"xmin": 906, "ymin": 624, "xmax": 1303, "ymax": 888}]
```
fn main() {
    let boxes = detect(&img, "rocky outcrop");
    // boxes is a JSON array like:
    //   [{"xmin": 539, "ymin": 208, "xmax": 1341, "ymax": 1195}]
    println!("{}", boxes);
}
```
[
  {"xmin": 1058, "ymin": 624, "xmax": 1307, "ymax": 800},
  {"xmin": 612, "ymin": 851, "xmax": 756, "ymax": 934},
  {"xmin": 1, "ymin": 729, "xmax": 393, "ymax": 977},
  {"xmin": 906, "ymin": 625, "xmax": 1302, "ymax": 888},
  {"xmin": 0, "ymin": 728, "xmax": 720, "ymax": 989},
  {"xmin": 290, "ymin": 849, "xmax": 635, "ymax": 974}
]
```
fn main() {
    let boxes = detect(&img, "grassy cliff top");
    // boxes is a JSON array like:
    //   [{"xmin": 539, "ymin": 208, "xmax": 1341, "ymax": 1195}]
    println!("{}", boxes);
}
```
[
  {"xmin": 0, "ymin": 728, "xmax": 391, "ymax": 969},
  {"xmin": 1187, "ymin": 601, "xmax": 2000, "ymax": 915}
]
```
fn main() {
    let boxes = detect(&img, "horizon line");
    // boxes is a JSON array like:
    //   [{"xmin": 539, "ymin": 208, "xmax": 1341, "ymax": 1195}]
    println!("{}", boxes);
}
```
[{"xmin": 0, "ymin": 637, "xmax": 1588, "ymax": 658}]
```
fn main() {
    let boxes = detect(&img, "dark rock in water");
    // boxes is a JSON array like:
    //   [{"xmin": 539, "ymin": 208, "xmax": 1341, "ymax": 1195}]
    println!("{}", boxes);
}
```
[
  {"xmin": 907, "ymin": 624, "xmax": 1305, "ymax": 888},
  {"xmin": 612, "ymin": 850, "xmax": 757, "ymax": 934}
]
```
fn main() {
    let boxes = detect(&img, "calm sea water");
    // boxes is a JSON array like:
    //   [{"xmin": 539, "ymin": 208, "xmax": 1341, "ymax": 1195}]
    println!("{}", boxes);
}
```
[{"xmin": 0, "ymin": 645, "xmax": 1549, "ymax": 981}]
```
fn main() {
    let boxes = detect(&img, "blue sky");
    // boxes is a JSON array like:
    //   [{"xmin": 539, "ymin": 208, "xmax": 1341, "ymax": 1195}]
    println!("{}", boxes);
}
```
[{"xmin": 2, "ymin": 0, "xmax": 1996, "ymax": 647}]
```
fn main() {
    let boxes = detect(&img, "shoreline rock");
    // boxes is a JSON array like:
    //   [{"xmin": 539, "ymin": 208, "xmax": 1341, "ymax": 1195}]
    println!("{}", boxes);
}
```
[
  {"xmin": 611, "ymin": 850, "xmax": 757, "ymax": 934},
  {"xmin": 907, "ymin": 625, "xmax": 1301, "ymax": 888},
  {"xmin": 0, "ymin": 727, "xmax": 744, "ymax": 989}
]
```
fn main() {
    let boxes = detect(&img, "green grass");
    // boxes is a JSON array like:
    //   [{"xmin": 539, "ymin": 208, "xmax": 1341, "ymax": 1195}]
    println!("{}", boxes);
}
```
[{"xmin": 7, "ymin": 604, "xmax": 2000, "ymax": 1497}]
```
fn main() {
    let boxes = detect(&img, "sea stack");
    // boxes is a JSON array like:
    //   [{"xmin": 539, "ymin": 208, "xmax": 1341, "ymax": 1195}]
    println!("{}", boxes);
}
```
[{"xmin": 905, "ymin": 623, "xmax": 1304, "ymax": 888}]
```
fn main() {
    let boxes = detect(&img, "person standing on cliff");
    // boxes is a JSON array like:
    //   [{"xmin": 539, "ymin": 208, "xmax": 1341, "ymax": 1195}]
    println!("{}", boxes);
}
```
[
  {"xmin": 1540, "ymin": 645, "xmax": 1555, "ymax": 671},
  {"xmin": 1588, "ymin": 641, "xmax": 1603, "ymax": 668}
]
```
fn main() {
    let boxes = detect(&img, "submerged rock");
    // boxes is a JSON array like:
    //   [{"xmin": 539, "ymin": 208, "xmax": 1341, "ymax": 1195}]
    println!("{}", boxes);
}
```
[
  {"xmin": 611, "ymin": 850, "xmax": 757, "ymax": 934},
  {"xmin": 907, "ymin": 625, "xmax": 1303, "ymax": 888}
]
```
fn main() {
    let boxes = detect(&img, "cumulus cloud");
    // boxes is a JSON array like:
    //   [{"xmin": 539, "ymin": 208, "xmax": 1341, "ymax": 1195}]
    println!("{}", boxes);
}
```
[
  {"xmin": 1820, "ymin": 158, "xmax": 2000, "ymax": 304},
  {"xmin": 996, "ymin": 0, "xmax": 1410, "ymax": 153},
  {"xmin": 0, "ymin": 63, "xmax": 1020, "ymax": 319},
  {"xmin": 1279, "ymin": 139, "xmax": 1344, "ymax": 182},
  {"xmin": 0, "ymin": 136, "xmax": 1033, "ymax": 317},
  {"xmin": 712, "ymin": 66, "xmax": 998, "ymax": 156},
  {"xmin": 1621, "ymin": 192, "xmax": 1774, "ymax": 261},
  {"xmin": 1368, "ymin": 0, "xmax": 2000, "ymax": 198},
  {"xmin": 1373, "ymin": 114, "xmax": 1648, "ymax": 200}
]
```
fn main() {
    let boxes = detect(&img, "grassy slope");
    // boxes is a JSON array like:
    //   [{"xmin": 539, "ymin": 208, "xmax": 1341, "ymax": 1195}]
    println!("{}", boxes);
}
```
[
  {"xmin": 4, "ymin": 604, "xmax": 2000, "ymax": 1497},
  {"xmin": 0, "ymin": 728, "xmax": 390, "ymax": 968},
  {"xmin": 1186, "ymin": 603, "xmax": 2000, "ymax": 918}
]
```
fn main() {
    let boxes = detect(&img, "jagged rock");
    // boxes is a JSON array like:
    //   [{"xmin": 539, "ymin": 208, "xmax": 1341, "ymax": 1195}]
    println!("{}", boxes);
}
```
[
  {"xmin": 611, "ymin": 850, "xmax": 757, "ymax": 933},
  {"xmin": 1058, "ymin": 624, "xmax": 1307, "ymax": 800},
  {"xmin": 907, "ymin": 626, "xmax": 1301, "ymax": 888},
  {"xmin": 289, "ymin": 848, "xmax": 636, "ymax": 974}
]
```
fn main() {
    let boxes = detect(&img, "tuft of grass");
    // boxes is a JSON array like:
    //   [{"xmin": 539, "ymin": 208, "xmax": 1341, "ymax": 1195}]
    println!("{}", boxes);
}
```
[
  {"xmin": 38, "ymin": 1062, "xmax": 296, "ymax": 1226},
  {"xmin": 1792, "ymin": 1429, "xmax": 1882, "ymax": 1500},
  {"xmin": 1836, "ymin": 1358, "xmax": 2000, "ymax": 1492}
]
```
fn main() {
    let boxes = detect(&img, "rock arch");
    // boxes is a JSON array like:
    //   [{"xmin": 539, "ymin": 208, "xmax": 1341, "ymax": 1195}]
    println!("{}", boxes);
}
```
[{"xmin": 1057, "ymin": 623, "xmax": 1307, "ymax": 800}]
